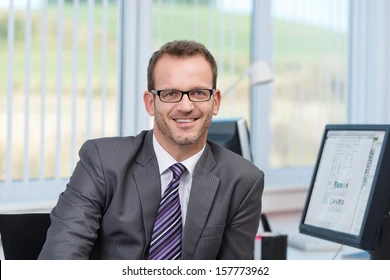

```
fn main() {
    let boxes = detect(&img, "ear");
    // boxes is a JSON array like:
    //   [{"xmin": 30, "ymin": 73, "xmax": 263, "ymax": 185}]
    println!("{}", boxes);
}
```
[
  {"xmin": 212, "ymin": 89, "xmax": 221, "ymax": 116},
  {"xmin": 144, "ymin": 91, "xmax": 155, "ymax": 116}
]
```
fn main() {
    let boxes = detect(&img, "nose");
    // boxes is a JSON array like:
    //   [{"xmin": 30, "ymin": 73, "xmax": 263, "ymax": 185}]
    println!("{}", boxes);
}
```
[{"xmin": 176, "ymin": 94, "xmax": 194, "ymax": 112}]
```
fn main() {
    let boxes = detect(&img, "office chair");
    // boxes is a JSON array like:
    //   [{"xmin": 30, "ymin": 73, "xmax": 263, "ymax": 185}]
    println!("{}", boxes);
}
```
[{"xmin": 0, "ymin": 213, "xmax": 51, "ymax": 260}]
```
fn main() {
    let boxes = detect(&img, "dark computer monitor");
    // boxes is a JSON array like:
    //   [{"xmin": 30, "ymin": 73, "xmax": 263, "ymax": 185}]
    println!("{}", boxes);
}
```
[
  {"xmin": 207, "ymin": 117, "xmax": 252, "ymax": 162},
  {"xmin": 299, "ymin": 124, "xmax": 390, "ymax": 259}
]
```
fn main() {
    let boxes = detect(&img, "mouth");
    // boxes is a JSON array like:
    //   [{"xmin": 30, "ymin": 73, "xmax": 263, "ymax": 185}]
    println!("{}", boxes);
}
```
[
  {"xmin": 174, "ymin": 118, "xmax": 197, "ymax": 123},
  {"xmin": 172, "ymin": 117, "xmax": 200, "ymax": 128}
]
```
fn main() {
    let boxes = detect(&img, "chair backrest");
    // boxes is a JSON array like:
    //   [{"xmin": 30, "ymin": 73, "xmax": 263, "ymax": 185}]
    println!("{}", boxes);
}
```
[{"xmin": 0, "ymin": 213, "xmax": 51, "ymax": 260}]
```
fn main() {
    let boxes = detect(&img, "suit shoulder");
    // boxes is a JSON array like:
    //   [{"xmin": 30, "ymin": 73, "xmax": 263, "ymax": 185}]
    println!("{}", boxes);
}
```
[
  {"xmin": 79, "ymin": 130, "xmax": 150, "ymax": 161},
  {"xmin": 207, "ymin": 140, "xmax": 263, "ymax": 177},
  {"xmin": 88, "ymin": 130, "xmax": 148, "ymax": 147}
]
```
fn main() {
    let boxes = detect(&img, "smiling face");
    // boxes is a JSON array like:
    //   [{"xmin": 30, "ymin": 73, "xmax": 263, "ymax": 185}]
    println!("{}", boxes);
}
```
[{"xmin": 144, "ymin": 54, "xmax": 221, "ymax": 159}]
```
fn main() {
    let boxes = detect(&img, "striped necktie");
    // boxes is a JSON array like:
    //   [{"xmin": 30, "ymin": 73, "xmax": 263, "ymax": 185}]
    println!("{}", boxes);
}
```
[{"xmin": 148, "ymin": 163, "xmax": 186, "ymax": 260}]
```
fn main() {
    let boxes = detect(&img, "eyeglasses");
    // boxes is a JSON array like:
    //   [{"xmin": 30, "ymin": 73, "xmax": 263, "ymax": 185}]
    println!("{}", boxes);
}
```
[{"xmin": 151, "ymin": 89, "xmax": 214, "ymax": 103}]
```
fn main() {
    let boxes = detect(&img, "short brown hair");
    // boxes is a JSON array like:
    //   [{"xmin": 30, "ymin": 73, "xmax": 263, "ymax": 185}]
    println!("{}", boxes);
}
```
[{"xmin": 147, "ymin": 40, "xmax": 218, "ymax": 90}]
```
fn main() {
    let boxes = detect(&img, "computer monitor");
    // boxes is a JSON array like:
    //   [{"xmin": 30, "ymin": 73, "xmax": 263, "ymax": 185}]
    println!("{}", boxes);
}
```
[
  {"xmin": 299, "ymin": 124, "xmax": 390, "ymax": 259},
  {"xmin": 207, "ymin": 117, "xmax": 252, "ymax": 162}
]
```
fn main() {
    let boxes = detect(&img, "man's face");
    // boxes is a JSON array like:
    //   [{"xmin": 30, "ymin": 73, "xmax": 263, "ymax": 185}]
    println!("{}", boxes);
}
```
[{"xmin": 144, "ymin": 54, "xmax": 221, "ymax": 148}]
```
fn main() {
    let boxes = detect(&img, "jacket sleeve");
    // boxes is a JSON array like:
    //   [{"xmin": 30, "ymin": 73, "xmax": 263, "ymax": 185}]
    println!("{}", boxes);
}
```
[
  {"xmin": 216, "ymin": 171, "xmax": 264, "ymax": 260},
  {"xmin": 39, "ymin": 140, "xmax": 107, "ymax": 259}
]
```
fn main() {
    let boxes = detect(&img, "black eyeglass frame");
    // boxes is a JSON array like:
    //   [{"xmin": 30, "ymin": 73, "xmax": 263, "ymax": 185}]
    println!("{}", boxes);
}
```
[{"xmin": 151, "ymin": 89, "xmax": 215, "ymax": 103}]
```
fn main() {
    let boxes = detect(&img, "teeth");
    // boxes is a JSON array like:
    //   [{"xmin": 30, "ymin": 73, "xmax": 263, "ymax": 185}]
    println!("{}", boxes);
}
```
[{"xmin": 176, "ymin": 119, "xmax": 194, "ymax": 123}]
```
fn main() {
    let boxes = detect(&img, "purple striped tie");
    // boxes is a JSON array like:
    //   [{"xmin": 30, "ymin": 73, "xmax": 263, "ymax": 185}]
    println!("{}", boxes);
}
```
[{"xmin": 148, "ymin": 163, "xmax": 186, "ymax": 260}]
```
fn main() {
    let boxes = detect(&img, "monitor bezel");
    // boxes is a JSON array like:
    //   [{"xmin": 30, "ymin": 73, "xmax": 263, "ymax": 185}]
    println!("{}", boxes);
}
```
[
  {"xmin": 299, "ymin": 124, "xmax": 390, "ymax": 251},
  {"xmin": 207, "ymin": 117, "xmax": 252, "ymax": 162}
]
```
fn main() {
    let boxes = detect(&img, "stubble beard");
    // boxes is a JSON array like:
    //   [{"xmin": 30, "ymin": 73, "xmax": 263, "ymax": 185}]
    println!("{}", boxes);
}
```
[{"xmin": 154, "ymin": 109, "xmax": 213, "ymax": 146}]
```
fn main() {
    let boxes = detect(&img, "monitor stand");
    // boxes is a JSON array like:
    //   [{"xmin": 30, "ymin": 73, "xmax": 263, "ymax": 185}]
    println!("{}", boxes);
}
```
[
  {"xmin": 369, "ymin": 215, "xmax": 390, "ymax": 260},
  {"xmin": 342, "ymin": 215, "xmax": 390, "ymax": 260}
]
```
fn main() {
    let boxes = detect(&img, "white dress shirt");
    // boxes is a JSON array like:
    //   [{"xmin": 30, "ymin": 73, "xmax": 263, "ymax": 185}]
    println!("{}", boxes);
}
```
[{"xmin": 153, "ymin": 134, "xmax": 205, "ymax": 226}]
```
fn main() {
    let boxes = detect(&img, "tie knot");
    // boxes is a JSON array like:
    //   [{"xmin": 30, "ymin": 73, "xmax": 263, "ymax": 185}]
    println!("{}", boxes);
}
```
[{"xmin": 169, "ymin": 163, "xmax": 186, "ymax": 180}]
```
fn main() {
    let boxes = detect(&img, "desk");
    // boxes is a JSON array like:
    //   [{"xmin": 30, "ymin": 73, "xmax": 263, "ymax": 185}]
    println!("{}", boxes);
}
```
[
  {"xmin": 0, "ymin": 242, "xmax": 4, "ymax": 260},
  {"xmin": 287, "ymin": 245, "xmax": 369, "ymax": 260}
]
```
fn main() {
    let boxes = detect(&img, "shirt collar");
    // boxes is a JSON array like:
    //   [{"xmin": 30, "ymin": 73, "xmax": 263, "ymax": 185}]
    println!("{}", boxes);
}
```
[{"xmin": 153, "ymin": 133, "xmax": 205, "ymax": 176}]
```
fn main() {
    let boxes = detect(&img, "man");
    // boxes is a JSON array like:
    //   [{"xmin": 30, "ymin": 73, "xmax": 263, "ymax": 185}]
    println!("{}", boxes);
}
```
[{"xmin": 39, "ymin": 40, "xmax": 264, "ymax": 260}]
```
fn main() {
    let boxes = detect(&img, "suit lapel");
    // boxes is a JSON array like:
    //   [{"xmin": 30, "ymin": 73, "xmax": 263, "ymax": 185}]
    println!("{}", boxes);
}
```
[
  {"xmin": 182, "ymin": 144, "xmax": 220, "ymax": 260},
  {"xmin": 132, "ymin": 131, "xmax": 161, "ymax": 258}
]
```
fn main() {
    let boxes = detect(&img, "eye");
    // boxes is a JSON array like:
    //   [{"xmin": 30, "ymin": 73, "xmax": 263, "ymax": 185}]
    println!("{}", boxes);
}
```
[
  {"xmin": 192, "ymin": 90, "xmax": 207, "ymax": 96},
  {"xmin": 161, "ymin": 91, "xmax": 180, "ymax": 98}
]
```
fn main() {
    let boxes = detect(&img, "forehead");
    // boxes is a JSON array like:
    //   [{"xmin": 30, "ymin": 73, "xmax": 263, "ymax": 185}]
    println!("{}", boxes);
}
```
[{"xmin": 153, "ymin": 54, "xmax": 213, "ymax": 89}]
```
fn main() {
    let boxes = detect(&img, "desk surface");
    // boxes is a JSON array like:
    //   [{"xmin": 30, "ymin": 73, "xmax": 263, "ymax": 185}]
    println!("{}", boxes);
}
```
[
  {"xmin": 287, "ymin": 245, "xmax": 369, "ymax": 260},
  {"xmin": 0, "ymin": 242, "xmax": 3, "ymax": 260}
]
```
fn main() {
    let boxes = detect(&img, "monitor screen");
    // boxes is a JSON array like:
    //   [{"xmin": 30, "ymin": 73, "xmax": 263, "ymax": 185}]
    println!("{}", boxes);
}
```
[
  {"xmin": 299, "ymin": 125, "xmax": 390, "ymax": 259},
  {"xmin": 207, "ymin": 117, "xmax": 252, "ymax": 162}
]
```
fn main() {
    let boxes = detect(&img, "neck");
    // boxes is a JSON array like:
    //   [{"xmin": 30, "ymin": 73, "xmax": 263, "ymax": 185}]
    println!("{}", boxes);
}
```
[{"xmin": 153, "ymin": 130, "xmax": 206, "ymax": 162}]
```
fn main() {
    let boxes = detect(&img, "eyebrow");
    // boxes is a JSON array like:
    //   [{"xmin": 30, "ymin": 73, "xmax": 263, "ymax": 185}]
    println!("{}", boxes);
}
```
[{"xmin": 159, "ymin": 87, "xmax": 211, "ymax": 91}]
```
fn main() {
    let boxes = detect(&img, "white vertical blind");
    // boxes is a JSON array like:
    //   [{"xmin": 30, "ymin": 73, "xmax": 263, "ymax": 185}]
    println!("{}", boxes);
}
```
[
  {"xmin": 5, "ymin": 0, "xmax": 14, "ymax": 199},
  {"xmin": 193, "ymin": 0, "xmax": 199, "ymax": 40},
  {"xmin": 55, "ymin": 0, "xmax": 64, "ymax": 183},
  {"xmin": 116, "ymin": 0, "xmax": 123, "ymax": 136},
  {"xmin": 347, "ymin": 0, "xmax": 390, "ymax": 124},
  {"xmin": 120, "ymin": 0, "xmax": 151, "ymax": 136},
  {"xmin": 207, "ymin": 0, "xmax": 215, "ymax": 50},
  {"xmin": 39, "ymin": 0, "xmax": 48, "ymax": 192},
  {"xmin": 218, "ymin": 7, "xmax": 225, "ymax": 93},
  {"xmin": 71, "ymin": 0, "xmax": 79, "ymax": 170},
  {"xmin": 0, "ymin": 0, "xmax": 129, "ymax": 204},
  {"xmin": 252, "ymin": 0, "xmax": 350, "ymax": 186},
  {"xmin": 169, "ymin": 0, "xmax": 174, "ymax": 41},
  {"xmin": 228, "ymin": 2, "xmax": 237, "ymax": 115},
  {"xmin": 155, "ymin": 0, "xmax": 163, "ymax": 47},
  {"xmin": 101, "ymin": 0, "xmax": 108, "ymax": 137},
  {"xmin": 251, "ymin": 0, "xmax": 272, "ymax": 178},
  {"xmin": 86, "ymin": 0, "xmax": 94, "ymax": 140},
  {"xmin": 23, "ymin": 0, "xmax": 31, "ymax": 184}
]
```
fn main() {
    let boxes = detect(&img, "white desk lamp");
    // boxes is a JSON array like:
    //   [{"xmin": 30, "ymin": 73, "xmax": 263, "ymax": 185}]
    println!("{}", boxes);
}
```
[
  {"xmin": 214, "ymin": 60, "xmax": 273, "ymax": 163},
  {"xmin": 222, "ymin": 60, "xmax": 273, "ymax": 97}
]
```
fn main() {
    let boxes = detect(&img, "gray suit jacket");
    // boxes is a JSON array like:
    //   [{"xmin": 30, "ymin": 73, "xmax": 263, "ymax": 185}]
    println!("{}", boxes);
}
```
[{"xmin": 39, "ymin": 130, "xmax": 264, "ymax": 260}]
